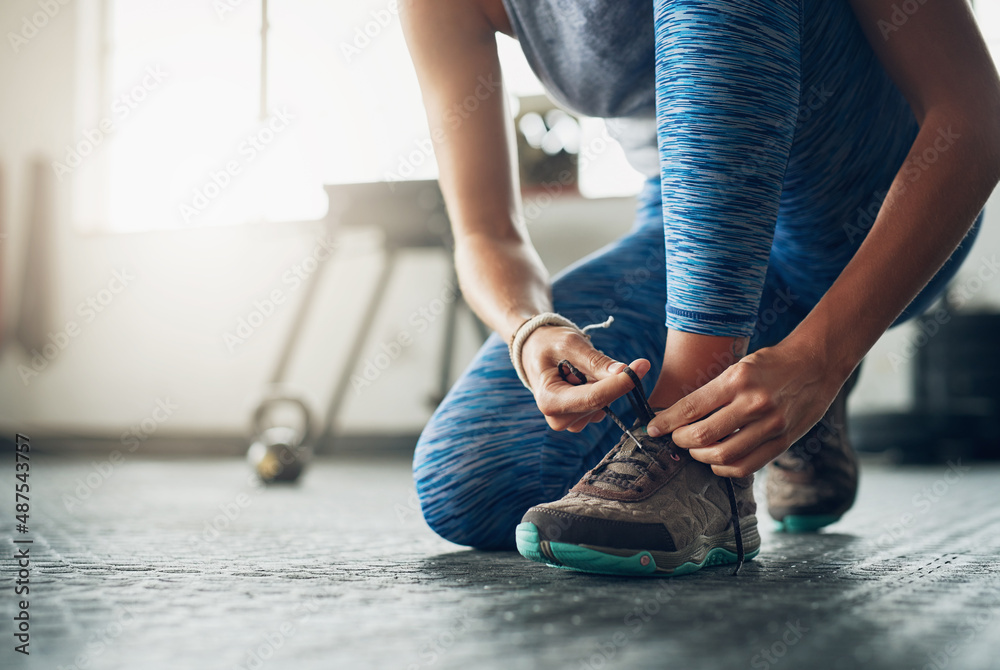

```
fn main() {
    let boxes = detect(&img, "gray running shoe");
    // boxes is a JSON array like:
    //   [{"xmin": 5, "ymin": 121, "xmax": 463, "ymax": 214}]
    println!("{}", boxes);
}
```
[
  {"xmin": 766, "ymin": 367, "xmax": 861, "ymax": 532},
  {"xmin": 516, "ymin": 366, "xmax": 759, "ymax": 577}
]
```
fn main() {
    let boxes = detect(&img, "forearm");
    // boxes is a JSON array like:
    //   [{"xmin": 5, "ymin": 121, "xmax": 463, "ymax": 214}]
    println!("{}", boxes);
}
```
[
  {"xmin": 647, "ymin": 331, "xmax": 748, "ymax": 409},
  {"xmin": 790, "ymin": 108, "xmax": 1000, "ymax": 378},
  {"xmin": 455, "ymin": 233, "xmax": 551, "ymax": 342},
  {"xmin": 402, "ymin": 0, "xmax": 547, "ymax": 342}
]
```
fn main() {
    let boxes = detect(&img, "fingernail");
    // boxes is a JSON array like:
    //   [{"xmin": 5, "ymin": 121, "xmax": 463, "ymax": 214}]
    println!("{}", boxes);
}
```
[
  {"xmin": 608, "ymin": 362, "xmax": 625, "ymax": 374},
  {"xmin": 647, "ymin": 425, "xmax": 661, "ymax": 437}
]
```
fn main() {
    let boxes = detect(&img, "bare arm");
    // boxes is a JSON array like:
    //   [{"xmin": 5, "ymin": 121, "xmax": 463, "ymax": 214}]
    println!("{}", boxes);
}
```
[
  {"xmin": 650, "ymin": 0, "xmax": 1000, "ymax": 476},
  {"xmin": 401, "ymin": 0, "xmax": 647, "ymax": 427},
  {"xmin": 400, "ymin": 0, "xmax": 547, "ymax": 342},
  {"xmin": 811, "ymin": 0, "xmax": 1000, "ymax": 375}
]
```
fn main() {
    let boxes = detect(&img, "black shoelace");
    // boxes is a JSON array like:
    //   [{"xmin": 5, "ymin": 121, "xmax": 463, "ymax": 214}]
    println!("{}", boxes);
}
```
[{"xmin": 558, "ymin": 360, "xmax": 745, "ymax": 576}]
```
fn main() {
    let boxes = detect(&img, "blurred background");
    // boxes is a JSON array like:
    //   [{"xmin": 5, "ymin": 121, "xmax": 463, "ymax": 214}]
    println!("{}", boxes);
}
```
[
  {"xmin": 1, "ymin": 0, "xmax": 1000, "ymax": 463},
  {"xmin": 5, "ymin": 3, "xmax": 1000, "ymax": 670}
]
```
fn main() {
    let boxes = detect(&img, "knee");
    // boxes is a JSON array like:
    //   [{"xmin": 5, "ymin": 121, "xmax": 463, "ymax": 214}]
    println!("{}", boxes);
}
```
[
  {"xmin": 410, "ymin": 336, "xmax": 544, "ymax": 549},
  {"xmin": 413, "ymin": 431, "xmax": 523, "ymax": 550}
]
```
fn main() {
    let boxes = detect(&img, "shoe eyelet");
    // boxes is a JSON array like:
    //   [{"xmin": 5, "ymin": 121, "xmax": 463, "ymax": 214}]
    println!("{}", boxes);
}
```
[{"xmin": 635, "ymin": 487, "xmax": 643, "ymax": 493}]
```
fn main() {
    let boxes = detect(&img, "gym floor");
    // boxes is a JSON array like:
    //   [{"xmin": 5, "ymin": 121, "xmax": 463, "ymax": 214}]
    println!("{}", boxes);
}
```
[{"xmin": 2, "ymin": 454, "xmax": 999, "ymax": 670}]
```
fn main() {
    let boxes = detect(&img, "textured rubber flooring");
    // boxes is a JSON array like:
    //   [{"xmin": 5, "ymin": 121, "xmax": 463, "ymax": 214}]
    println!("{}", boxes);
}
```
[{"xmin": 1, "ymin": 454, "xmax": 999, "ymax": 670}]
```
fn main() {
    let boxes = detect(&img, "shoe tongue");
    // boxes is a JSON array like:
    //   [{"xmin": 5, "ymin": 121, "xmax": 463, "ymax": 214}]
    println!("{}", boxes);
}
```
[{"xmin": 590, "ymin": 426, "xmax": 665, "ymax": 493}]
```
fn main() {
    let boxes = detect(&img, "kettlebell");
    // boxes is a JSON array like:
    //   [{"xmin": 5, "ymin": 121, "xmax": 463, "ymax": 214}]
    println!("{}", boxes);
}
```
[{"xmin": 246, "ymin": 395, "xmax": 314, "ymax": 484}]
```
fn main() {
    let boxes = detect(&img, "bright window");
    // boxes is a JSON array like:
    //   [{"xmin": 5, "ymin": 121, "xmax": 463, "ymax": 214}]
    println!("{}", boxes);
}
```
[
  {"xmin": 70, "ymin": 0, "xmax": 1000, "ymax": 233},
  {"xmin": 72, "ymin": 0, "xmax": 646, "ymax": 233}
]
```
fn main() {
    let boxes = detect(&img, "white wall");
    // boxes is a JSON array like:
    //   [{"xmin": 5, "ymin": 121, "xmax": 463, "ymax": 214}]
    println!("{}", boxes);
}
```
[
  {"xmin": 1, "ymin": 0, "xmax": 999, "ymax": 446},
  {"xmin": 0, "ymin": 0, "xmax": 638, "ymax": 443}
]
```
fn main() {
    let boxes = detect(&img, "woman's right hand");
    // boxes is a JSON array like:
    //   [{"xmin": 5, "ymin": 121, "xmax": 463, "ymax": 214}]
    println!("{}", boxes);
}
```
[{"xmin": 520, "ymin": 326, "xmax": 651, "ymax": 432}]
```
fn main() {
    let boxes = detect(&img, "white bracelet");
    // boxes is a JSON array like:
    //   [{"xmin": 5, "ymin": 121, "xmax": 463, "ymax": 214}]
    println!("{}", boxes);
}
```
[{"xmin": 509, "ymin": 313, "xmax": 614, "ymax": 390}]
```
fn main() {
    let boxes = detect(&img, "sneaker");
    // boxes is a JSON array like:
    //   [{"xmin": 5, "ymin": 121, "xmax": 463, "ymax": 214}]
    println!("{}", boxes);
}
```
[
  {"xmin": 516, "ymin": 368, "xmax": 760, "ymax": 577},
  {"xmin": 766, "ymin": 366, "xmax": 861, "ymax": 532}
]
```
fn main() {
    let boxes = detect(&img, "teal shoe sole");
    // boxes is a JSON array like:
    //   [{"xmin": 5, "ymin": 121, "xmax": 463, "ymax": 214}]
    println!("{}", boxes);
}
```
[
  {"xmin": 515, "ymin": 522, "xmax": 759, "ymax": 577},
  {"xmin": 773, "ymin": 514, "xmax": 842, "ymax": 533}
]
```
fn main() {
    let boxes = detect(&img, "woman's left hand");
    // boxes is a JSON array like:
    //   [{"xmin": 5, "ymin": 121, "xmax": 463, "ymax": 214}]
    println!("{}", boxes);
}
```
[{"xmin": 646, "ymin": 339, "xmax": 853, "ymax": 478}]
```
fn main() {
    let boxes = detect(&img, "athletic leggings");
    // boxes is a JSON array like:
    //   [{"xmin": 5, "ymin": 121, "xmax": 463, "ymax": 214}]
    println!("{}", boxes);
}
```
[{"xmin": 413, "ymin": 0, "xmax": 984, "ymax": 549}]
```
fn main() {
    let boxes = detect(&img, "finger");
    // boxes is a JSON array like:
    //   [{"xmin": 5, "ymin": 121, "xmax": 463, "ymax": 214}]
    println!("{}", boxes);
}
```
[
  {"xmin": 566, "ymin": 410, "xmax": 606, "ymax": 433},
  {"xmin": 560, "ymin": 337, "xmax": 650, "ymax": 382},
  {"xmin": 536, "ymin": 359, "xmax": 650, "ymax": 415},
  {"xmin": 647, "ymin": 374, "xmax": 735, "ymax": 437},
  {"xmin": 685, "ymin": 418, "xmax": 783, "ymax": 467},
  {"xmin": 544, "ymin": 408, "xmax": 606, "ymax": 432},
  {"xmin": 544, "ymin": 412, "xmax": 584, "ymax": 432},
  {"xmin": 708, "ymin": 436, "xmax": 788, "ymax": 479},
  {"xmin": 670, "ymin": 388, "xmax": 777, "ymax": 449},
  {"xmin": 671, "ymin": 403, "xmax": 749, "ymax": 449}
]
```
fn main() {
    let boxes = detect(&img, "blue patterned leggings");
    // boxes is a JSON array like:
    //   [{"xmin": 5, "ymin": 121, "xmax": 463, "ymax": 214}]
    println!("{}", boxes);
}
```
[
  {"xmin": 413, "ymin": 179, "xmax": 981, "ymax": 550},
  {"xmin": 413, "ymin": 0, "xmax": 984, "ymax": 549}
]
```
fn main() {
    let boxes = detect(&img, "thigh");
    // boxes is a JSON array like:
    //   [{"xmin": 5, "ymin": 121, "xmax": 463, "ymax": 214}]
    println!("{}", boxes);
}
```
[
  {"xmin": 413, "ymin": 193, "xmax": 669, "ymax": 548},
  {"xmin": 412, "ymin": 331, "xmax": 553, "ymax": 549}
]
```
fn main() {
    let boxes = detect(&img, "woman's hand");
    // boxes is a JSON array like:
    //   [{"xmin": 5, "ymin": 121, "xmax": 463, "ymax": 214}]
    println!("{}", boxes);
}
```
[
  {"xmin": 647, "ymin": 339, "xmax": 851, "ymax": 478},
  {"xmin": 520, "ymin": 326, "xmax": 651, "ymax": 433}
]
